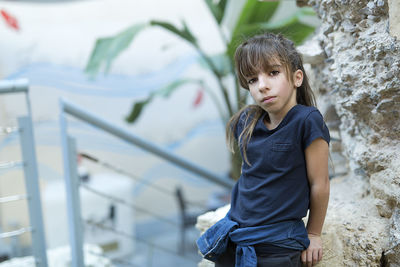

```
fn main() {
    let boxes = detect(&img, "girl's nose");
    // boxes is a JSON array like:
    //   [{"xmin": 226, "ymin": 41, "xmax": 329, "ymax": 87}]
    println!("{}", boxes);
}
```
[{"xmin": 258, "ymin": 73, "xmax": 269, "ymax": 91}]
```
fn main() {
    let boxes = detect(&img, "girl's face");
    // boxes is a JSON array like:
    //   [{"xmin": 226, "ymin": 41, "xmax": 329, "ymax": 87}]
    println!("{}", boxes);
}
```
[{"xmin": 246, "ymin": 63, "xmax": 303, "ymax": 117}]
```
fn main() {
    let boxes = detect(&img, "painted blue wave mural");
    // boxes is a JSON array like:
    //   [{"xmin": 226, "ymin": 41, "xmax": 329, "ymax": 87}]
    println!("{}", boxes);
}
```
[
  {"xmin": 1, "ymin": 53, "xmax": 228, "ymax": 190},
  {"xmin": 6, "ymin": 53, "xmax": 198, "ymax": 98}
]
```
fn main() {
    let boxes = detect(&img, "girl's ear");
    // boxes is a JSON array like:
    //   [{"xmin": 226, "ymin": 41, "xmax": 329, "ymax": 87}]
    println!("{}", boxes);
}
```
[{"xmin": 293, "ymin": 69, "xmax": 303, "ymax": 87}]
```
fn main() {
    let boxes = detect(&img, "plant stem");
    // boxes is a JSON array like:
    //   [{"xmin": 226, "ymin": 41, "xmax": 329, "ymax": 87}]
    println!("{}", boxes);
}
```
[
  {"xmin": 215, "ymin": 23, "xmax": 242, "ymax": 115},
  {"xmin": 194, "ymin": 45, "xmax": 234, "ymax": 117},
  {"xmin": 226, "ymin": 55, "xmax": 242, "ymax": 112}
]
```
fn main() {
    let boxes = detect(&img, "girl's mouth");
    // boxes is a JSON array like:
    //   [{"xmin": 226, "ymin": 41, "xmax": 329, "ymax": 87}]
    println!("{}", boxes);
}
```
[{"xmin": 262, "ymin": 96, "xmax": 276, "ymax": 103}]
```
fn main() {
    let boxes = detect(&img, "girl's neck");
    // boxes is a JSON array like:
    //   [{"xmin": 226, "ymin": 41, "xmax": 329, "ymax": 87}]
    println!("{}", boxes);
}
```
[
  {"xmin": 264, "ymin": 117, "xmax": 281, "ymax": 130},
  {"xmin": 264, "ymin": 115, "xmax": 284, "ymax": 130},
  {"xmin": 264, "ymin": 103, "xmax": 298, "ymax": 130}
]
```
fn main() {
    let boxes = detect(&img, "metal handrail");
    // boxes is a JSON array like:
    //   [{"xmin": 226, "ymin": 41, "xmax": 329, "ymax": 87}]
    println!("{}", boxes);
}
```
[
  {"xmin": 0, "ymin": 78, "xmax": 48, "ymax": 266},
  {"xmin": 0, "ymin": 227, "xmax": 32, "ymax": 239},
  {"xmin": 0, "ymin": 161, "xmax": 23, "ymax": 169},
  {"xmin": 0, "ymin": 79, "xmax": 33, "ymax": 122},
  {"xmin": 0, "ymin": 79, "xmax": 29, "ymax": 94},
  {"xmin": 0, "ymin": 194, "xmax": 27, "ymax": 204},
  {"xmin": 60, "ymin": 99, "xmax": 234, "ymax": 189}
]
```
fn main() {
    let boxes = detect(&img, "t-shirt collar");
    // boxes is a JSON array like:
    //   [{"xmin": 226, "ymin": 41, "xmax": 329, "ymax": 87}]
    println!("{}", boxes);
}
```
[{"xmin": 260, "ymin": 104, "xmax": 300, "ymax": 133}]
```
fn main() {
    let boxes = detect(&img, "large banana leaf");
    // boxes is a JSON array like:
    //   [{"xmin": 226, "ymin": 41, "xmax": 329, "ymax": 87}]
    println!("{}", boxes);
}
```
[
  {"xmin": 234, "ymin": 0, "xmax": 279, "ymax": 29},
  {"xmin": 86, "ymin": 20, "xmax": 199, "ymax": 78},
  {"xmin": 225, "ymin": 0, "xmax": 280, "ymax": 68},
  {"xmin": 85, "ymin": 23, "xmax": 148, "ymax": 77},
  {"xmin": 204, "ymin": 0, "xmax": 228, "ymax": 24}
]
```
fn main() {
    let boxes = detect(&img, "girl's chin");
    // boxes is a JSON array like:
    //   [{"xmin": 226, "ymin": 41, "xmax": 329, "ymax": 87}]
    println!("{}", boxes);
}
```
[{"xmin": 260, "ymin": 101, "xmax": 278, "ymax": 110}]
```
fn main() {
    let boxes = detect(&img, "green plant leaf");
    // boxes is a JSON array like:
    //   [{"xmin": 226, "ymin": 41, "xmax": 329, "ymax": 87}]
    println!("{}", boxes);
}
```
[
  {"xmin": 234, "ymin": 1, "xmax": 279, "ymax": 31},
  {"xmin": 125, "ymin": 99, "xmax": 151, "ymax": 123},
  {"xmin": 198, "ymin": 53, "xmax": 231, "ymax": 76},
  {"xmin": 155, "ymin": 79, "xmax": 198, "ymax": 98},
  {"xmin": 125, "ymin": 79, "xmax": 201, "ymax": 124},
  {"xmin": 226, "ymin": 0, "xmax": 280, "ymax": 60},
  {"xmin": 204, "ymin": 0, "xmax": 228, "ymax": 24},
  {"xmin": 150, "ymin": 20, "xmax": 197, "ymax": 45},
  {"xmin": 237, "ymin": 13, "xmax": 315, "ymax": 45},
  {"xmin": 267, "ymin": 22, "xmax": 315, "ymax": 46},
  {"xmin": 85, "ymin": 23, "xmax": 148, "ymax": 77}
]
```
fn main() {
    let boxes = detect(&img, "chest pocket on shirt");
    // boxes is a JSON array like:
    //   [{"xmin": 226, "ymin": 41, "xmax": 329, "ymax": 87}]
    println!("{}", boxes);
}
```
[
  {"xmin": 268, "ymin": 142, "xmax": 296, "ymax": 169},
  {"xmin": 272, "ymin": 143, "xmax": 293, "ymax": 152}
]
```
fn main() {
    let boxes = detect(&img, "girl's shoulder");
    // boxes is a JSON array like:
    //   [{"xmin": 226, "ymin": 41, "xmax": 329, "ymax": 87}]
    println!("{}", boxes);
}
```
[
  {"xmin": 296, "ymin": 104, "xmax": 319, "ymax": 113},
  {"xmin": 295, "ymin": 105, "xmax": 330, "ymax": 146},
  {"xmin": 294, "ymin": 104, "xmax": 322, "ymax": 121}
]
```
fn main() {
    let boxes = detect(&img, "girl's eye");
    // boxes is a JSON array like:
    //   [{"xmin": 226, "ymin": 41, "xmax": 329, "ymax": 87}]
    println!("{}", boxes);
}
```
[
  {"xmin": 247, "ymin": 78, "xmax": 257, "ymax": 84},
  {"xmin": 270, "ymin": 70, "xmax": 279, "ymax": 76}
]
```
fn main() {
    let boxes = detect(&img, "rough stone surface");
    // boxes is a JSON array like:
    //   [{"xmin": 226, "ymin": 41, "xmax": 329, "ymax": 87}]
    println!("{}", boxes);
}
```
[
  {"xmin": 304, "ymin": 0, "xmax": 400, "ymax": 265},
  {"xmin": 320, "ymin": 175, "xmax": 389, "ymax": 266}
]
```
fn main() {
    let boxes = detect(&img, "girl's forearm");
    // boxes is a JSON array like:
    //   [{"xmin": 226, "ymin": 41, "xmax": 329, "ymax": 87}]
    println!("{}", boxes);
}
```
[{"xmin": 306, "ymin": 180, "xmax": 330, "ymax": 236}]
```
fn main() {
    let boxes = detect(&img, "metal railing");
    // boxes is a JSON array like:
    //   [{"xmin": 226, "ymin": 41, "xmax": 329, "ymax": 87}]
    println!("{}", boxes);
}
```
[
  {"xmin": 59, "ymin": 98, "xmax": 234, "ymax": 267},
  {"xmin": 0, "ymin": 79, "xmax": 48, "ymax": 267}
]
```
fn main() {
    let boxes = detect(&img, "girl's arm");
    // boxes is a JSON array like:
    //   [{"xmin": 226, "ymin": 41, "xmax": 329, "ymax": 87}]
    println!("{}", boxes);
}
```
[{"xmin": 302, "ymin": 137, "xmax": 330, "ymax": 267}]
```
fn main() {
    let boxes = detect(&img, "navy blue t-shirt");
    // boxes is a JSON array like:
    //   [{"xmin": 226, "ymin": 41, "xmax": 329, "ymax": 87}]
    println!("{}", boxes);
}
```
[{"xmin": 229, "ymin": 104, "xmax": 330, "ymax": 227}]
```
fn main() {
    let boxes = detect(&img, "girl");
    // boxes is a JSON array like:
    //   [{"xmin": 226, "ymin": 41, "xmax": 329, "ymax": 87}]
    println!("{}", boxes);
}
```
[{"xmin": 197, "ymin": 33, "xmax": 330, "ymax": 267}]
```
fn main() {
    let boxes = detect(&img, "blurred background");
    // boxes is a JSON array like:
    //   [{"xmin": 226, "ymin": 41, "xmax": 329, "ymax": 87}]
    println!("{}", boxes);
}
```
[{"xmin": 0, "ymin": 0, "xmax": 319, "ymax": 266}]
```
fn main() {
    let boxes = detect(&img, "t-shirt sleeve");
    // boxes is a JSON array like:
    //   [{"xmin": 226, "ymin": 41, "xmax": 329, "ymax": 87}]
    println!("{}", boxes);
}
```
[{"xmin": 303, "ymin": 110, "xmax": 330, "ymax": 149}]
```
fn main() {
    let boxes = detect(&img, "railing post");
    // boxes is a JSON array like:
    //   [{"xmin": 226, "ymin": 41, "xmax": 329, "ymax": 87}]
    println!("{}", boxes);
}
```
[
  {"xmin": 60, "ymin": 102, "xmax": 84, "ymax": 267},
  {"xmin": 17, "ymin": 116, "xmax": 48, "ymax": 267}
]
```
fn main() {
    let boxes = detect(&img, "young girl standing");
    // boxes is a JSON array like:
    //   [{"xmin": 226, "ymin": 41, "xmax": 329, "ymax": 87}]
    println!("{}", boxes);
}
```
[{"xmin": 197, "ymin": 33, "xmax": 330, "ymax": 267}]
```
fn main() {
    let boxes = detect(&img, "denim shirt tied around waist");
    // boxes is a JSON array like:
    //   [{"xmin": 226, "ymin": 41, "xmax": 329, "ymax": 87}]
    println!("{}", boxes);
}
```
[{"xmin": 196, "ymin": 214, "xmax": 309, "ymax": 267}]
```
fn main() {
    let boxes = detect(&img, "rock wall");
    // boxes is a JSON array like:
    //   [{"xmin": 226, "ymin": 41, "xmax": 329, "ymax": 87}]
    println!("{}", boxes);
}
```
[
  {"xmin": 196, "ymin": 0, "xmax": 400, "ymax": 266},
  {"xmin": 305, "ymin": 0, "xmax": 400, "ymax": 265}
]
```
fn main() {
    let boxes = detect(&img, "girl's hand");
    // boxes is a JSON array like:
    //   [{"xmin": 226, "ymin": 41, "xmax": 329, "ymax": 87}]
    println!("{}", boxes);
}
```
[{"xmin": 301, "ymin": 233, "xmax": 323, "ymax": 266}]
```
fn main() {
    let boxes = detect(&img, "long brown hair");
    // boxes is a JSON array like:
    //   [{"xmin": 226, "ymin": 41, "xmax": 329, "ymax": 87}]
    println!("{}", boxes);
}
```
[{"xmin": 227, "ymin": 33, "xmax": 316, "ymax": 165}]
